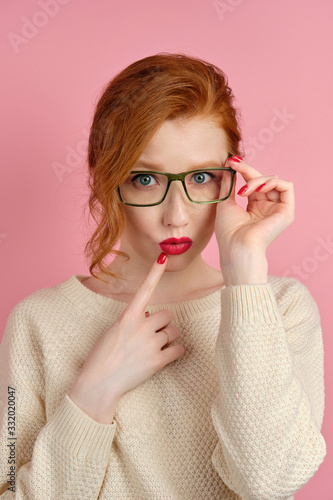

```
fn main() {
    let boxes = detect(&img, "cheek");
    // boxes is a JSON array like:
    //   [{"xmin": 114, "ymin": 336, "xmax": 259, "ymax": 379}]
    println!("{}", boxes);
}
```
[
  {"xmin": 124, "ymin": 208, "xmax": 156, "ymax": 234},
  {"xmin": 189, "ymin": 206, "xmax": 217, "ymax": 240},
  {"xmin": 198, "ymin": 205, "xmax": 217, "ymax": 226}
]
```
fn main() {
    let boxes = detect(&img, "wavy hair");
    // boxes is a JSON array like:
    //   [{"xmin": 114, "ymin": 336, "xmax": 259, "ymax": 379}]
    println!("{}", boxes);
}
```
[{"xmin": 84, "ymin": 52, "xmax": 243, "ymax": 283}]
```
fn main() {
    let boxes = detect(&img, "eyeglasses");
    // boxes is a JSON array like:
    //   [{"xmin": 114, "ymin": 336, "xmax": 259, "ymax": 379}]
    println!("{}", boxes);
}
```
[{"xmin": 117, "ymin": 156, "xmax": 236, "ymax": 207}]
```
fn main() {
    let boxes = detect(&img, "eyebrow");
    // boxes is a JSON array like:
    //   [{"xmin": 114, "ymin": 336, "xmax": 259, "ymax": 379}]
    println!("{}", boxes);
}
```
[{"xmin": 134, "ymin": 160, "xmax": 223, "ymax": 171}]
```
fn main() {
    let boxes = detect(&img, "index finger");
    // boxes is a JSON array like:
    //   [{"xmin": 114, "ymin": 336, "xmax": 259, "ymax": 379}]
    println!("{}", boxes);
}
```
[
  {"xmin": 228, "ymin": 157, "xmax": 268, "ymax": 183},
  {"xmin": 127, "ymin": 252, "xmax": 168, "ymax": 313}
]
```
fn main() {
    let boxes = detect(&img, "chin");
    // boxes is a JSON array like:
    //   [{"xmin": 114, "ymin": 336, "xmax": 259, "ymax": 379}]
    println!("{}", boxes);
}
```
[
  {"xmin": 162, "ymin": 252, "xmax": 196, "ymax": 269},
  {"xmin": 163, "ymin": 264, "xmax": 189, "ymax": 274}
]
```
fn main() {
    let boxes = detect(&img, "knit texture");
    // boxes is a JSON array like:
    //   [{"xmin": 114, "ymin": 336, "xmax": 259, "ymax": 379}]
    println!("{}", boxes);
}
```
[{"xmin": 0, "ymin": 274, "xmax": 326, "ymax": 499}]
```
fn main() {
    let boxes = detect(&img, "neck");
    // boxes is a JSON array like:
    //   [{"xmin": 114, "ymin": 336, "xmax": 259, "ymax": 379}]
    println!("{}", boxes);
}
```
[{"xmin": 99, "ymin": 246, "xmax": 221, "ymax": 302}]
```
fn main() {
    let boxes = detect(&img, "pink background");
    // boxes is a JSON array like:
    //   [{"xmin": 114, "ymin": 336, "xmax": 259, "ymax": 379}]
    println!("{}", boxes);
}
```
[{"xmin": 1, "ymin": 1, "xmax": 332, "ymax": 497}]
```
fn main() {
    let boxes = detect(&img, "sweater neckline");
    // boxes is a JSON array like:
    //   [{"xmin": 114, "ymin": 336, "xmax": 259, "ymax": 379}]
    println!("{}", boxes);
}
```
[{"xmin": 56, "ymin": 274, "xmax": 224, "ymax": 322}]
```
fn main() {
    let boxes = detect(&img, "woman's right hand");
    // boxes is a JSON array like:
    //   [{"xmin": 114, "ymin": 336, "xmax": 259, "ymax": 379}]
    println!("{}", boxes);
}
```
[{"xmin": 68, "ymin": 253, "xmax": 185, "ymax": 423}]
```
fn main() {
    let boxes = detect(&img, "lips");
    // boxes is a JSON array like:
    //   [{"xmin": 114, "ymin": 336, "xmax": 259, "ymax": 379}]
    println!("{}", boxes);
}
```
[
  {"xmin": 159, "ymin": 237, "xmax": 192, "ymax": 255},
  {"xmin": 160, "ymin": 237, "xmax": 192, "ymax": 245}
]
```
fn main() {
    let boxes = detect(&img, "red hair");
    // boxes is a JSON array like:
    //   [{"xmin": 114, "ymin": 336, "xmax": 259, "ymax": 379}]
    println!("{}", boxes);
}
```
[{"xmin": 84, "ymin": 52, "xmax": 243, "ymax": 282}]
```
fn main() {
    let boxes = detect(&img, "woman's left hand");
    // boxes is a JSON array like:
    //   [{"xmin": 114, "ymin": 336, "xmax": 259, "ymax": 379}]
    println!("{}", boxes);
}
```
[{"xmin": 215, "ymin": 156, "xmax": 295, "ymax": 281}]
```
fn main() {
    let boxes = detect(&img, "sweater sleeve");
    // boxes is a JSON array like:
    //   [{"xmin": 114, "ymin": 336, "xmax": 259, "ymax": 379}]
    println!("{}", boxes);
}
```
[
  {"xmin": 0, "ymin": 303, "xmax": 117, "ymax": 499},
  {"xmin": 210, "ymin": 278, "xmax": 327, "ymax": 500}
]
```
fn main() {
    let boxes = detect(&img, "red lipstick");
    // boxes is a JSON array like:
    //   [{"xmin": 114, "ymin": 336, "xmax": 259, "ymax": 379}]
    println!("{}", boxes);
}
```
[{"xmin": 159, "ymin": 237, "xmax": 192, "ymax": 255}]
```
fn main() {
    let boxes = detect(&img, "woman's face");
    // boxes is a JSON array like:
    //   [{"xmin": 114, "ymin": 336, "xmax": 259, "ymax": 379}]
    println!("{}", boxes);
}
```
[{"xmin": 120, "ymin": 115, "xmax": 230, "ymax": 272}]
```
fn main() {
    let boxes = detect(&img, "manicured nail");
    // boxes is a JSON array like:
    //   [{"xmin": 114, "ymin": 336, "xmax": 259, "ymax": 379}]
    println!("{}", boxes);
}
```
[
  {"xmin": 234, "ymin": 155, "xmax": 243, "ymax": 161},
  {"xmin": 157, "ymin": 252, "xmax": 167, "ymax": 264},
  {"xmin": 255, "ymin": 183, "xmax": 266, "ymax": 192},
  {"xmin": 230, "ymin": 157, "xmax": 241, "ymax": 163},
  {"xmin": 237, "ymin": 184, "xmax": 248, "ymax": 195},
  {"xmin": 145, "ymin": 311, "xmax": 150, "ymax": 317}
]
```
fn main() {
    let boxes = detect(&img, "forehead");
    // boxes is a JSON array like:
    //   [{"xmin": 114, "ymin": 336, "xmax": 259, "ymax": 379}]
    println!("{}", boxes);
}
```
[{"xmin": 137, "ymin": 116, "xmax": 229, "ymax": 169}]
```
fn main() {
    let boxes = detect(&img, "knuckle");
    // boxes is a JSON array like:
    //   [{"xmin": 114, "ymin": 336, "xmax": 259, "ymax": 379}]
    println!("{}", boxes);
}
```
[
  {"xmin": 170, "ymin": 325, "xmax": 180, "ymax": 336},
  {"xmin": 155, "ymin": 309, "xmax": 173, "ymax": 323},
  {"xmin": 152, "ymin": 353, "xmax": 163, "ymax": 370},
  {"xmin": 164, "ymin": 309, "xmax": 174, "ymax": 321},
  {"xmin": 156, "ymin": 351, "xmax": 168, "ymax": 368}
]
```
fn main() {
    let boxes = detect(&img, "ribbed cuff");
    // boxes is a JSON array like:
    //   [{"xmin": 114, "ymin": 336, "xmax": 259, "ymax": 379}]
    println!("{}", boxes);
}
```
[
  {"xmin": 221, "ymin": 283, "xmax": 283, "ymax": 324},
  {"xmin": 46, "ymin": 394, "xmax": 117, "ymax": 462}
]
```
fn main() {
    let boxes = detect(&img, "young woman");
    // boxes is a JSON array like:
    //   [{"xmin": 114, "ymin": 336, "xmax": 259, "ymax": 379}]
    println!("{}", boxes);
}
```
[{"xmin": 0, "ymin": 53, "xmax": 326, "ymax": 499}]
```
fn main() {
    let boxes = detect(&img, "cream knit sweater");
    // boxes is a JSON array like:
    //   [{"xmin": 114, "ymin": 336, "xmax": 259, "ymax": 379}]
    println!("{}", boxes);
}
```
[{"xmin": 0, "ymin": 274, "xmax": 326, "ymax": 499}]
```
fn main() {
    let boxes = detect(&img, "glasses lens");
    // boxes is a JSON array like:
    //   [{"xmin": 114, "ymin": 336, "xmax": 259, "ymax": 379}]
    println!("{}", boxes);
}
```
[
  {"xmin": 185, "ymin": 169, "xmax": 232, "ymax": 202},
  {"xmin": 118, "ymin": 170, "xmax": 233, "ymax": 206},
  {"xmin": 119, "ymin": 172, "xmax": 168, "ymax": 205}
]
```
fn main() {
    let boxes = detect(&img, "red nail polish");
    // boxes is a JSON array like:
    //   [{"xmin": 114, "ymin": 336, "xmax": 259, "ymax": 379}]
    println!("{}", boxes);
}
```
[
  {"xmin": 230, "ymin": 157, "xmax": 241, "ymax": 163},
  {"xmin": 255, "ymin": 183, "xmax": 266, "ymax": 192},
  {"xmin": 237, "ymin": 185, "xmax": 248, "ymax": 195},
  {"xmin": 145, "ymin": 311, "xmax": 150, "ymax": 317},
  {"xmin": 157, "ymin": 252, "xmax": 167, "ymax": 264},
  {"xmin": 234, "ymin": 155, "xmax": 243, "ymax": 161}
]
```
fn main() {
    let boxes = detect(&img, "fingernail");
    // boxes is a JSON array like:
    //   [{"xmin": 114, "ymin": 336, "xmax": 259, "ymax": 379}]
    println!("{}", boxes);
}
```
[
  {"xmin": 157, "ymin": 252, "xmax": 167, "ymax": 264},
  {"xmin": 237, "ymin": 185, "xmax": 248, "ymax": 195},
  {"xmin": 145, "ymin": 311, "xmax": 150, "ymax": 317},
  {"xmin": 234, "ymin": 156, "xmax": 243, "ymax": 161},
  {"xmin": 230, "ymin": 157, "xmax": 241, "ymax": 163},
  {"xmin": 255, "ymin": 183, "xmax": 266, "ymax": 192}
]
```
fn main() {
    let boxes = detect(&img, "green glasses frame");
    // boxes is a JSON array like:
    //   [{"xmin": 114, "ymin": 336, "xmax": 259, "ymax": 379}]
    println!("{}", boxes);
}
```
[{"xmin": 117, "ymin": 154, "xmax": 236, "ymax": 207}]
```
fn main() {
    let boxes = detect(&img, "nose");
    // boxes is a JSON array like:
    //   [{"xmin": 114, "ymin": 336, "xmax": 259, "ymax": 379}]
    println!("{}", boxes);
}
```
[{"xmin": 162, "ymin": 180, "xmax": 190, "ymax": 226}]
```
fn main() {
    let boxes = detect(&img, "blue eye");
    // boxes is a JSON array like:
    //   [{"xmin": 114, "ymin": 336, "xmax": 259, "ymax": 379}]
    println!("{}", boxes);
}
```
[
  {"xmin": 132, "ymin": 174, "xmax": 157, "ymax": 186},
  {"xmin": 129, "ymin": 173, "xmax": 160, "ymax": 190},
  {"xmin": 191, "ymin": 172, "xmax": 215, "ymax": 184}
]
